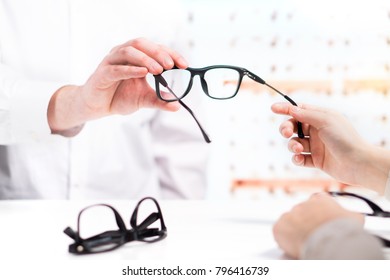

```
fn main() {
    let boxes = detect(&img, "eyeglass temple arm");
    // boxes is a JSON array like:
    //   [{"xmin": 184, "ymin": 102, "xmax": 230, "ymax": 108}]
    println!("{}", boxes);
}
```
[
  {"xmin": 136, "ymin": 212, "xmax": 160, "ymax": 231},
  {"xmin": 64, "ymin": 226, "xmax": 78, "ymax": 241},
  {"xmin": 155, "ymin": 75, "xmax": 211, "ymax": 143},
  {"xmin": 175, "ymin": 98, "xmax": 212, "ymax": 143},
  {"xmin": 376, "ymin": 235, "xmax": 390, "ymax": 247},
  {"xmin": 244, "ymin": 70, "xmax": 305, "ymax": 139},
  {"xmin": 329, "ymin": 191, "xmax": 388, "ymax": 216}
]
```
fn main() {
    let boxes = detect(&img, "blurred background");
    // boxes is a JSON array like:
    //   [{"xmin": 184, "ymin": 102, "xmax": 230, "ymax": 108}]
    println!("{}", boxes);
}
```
[{"xmin": 179, "ymin": 0, "xmax": 390, "ymax": 199}]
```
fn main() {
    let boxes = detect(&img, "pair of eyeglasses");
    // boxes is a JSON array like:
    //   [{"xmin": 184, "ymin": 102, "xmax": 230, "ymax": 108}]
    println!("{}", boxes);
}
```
[
  {"xmin": 63, "ymin": 197, "xmax": 167, "ymax": 254},
  {"xmin": 154, "ymin": 65, "xmax": 305, "ymax": 143},
  {"xmin": 329, "ymin": 191, "xmax": 390, "ymax": 247}
]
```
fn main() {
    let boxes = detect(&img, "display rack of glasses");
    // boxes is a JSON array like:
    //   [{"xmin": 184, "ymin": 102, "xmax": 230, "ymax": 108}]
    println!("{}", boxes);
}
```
[
  {"xmin": 231, "ymin": 178, "xmax": 348, "ymax": 194},
  {"xmin": 183, "ymin": 0, "xmax": 390, "ymax": 198}
]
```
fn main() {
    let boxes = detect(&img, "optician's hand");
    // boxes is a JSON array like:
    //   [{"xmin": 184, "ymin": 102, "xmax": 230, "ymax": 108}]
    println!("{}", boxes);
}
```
[
  {"xmin": 48, "ymin": 37, "xmax": 187, "ymax": 136},
  {"xmin": 272, "ymin": 193, "xmax": 364, "ymax": 259},
  {"xmin": 271, "ymin": 102, "xmax": 390, "ymax": 194}
]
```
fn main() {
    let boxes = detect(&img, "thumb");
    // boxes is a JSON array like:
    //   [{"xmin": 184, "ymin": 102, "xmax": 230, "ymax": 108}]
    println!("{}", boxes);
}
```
[
  {"xmin": 141, "ymin": 88, "xmax": 181, "ymax": 112},
  {"xmin": 155, "ymin": 100, "xmax": 181, "ymax": 112},
  {"xmin": 288, "ymin": 104, "xmax": 329, "ymax": 129}
]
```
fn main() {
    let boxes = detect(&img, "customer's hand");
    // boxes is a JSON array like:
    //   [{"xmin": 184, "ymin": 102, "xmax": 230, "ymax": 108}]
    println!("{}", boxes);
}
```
[
  {"xmin": 48, "ymin": 37, "xmax": 187, "ymax": 135},
  {"xmin": 271, "ymin": 102, "xmax": 390, "ymax": 194},
  {"xmin": 272, "ymin": 193, "xmax": 364, "ymax": 259}
]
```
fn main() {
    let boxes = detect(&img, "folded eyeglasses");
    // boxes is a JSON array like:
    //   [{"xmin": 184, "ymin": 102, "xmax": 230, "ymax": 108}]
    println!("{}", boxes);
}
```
[{"xmin": 64, "ymin": 197, "xmax": 166, "ymax": 254}]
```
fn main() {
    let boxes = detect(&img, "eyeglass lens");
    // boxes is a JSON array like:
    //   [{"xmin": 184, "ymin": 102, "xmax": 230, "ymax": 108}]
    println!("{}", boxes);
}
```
[
  {"xmin": 158, "ymin": 68, "xmax": 241, "ymax": 100},
  {"xmin": 155, "ymin": 74, "xmax": 211, "ymax": 143}
]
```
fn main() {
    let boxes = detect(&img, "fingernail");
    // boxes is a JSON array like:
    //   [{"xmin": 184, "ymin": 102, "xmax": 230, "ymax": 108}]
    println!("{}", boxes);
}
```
[
  {"xmin": 292, "ymin": 144, "xmax": 297, "ymax": 153},
  {"xmin": 178, "ymin": 57, "xmax": 188, "ymax": 67},
  {"xmin": 152, "ymin": 62, "xmax": 163, "ymax": 73},
  {"xmin": 294, "ymin": 155, "xmax": 303, "ymax": 165},
  {"xmin": 281, "ymin": 128, "xmax": 289, "ymax": 137},
  {"xmin": 164, "ymin": 57, "xmax": 174, "ymax": 68}
]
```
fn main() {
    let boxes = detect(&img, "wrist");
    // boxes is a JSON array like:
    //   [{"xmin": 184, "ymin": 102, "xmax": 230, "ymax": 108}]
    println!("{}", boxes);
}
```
[{"xmin": 47, "ymin": 85, "xmax": 86, "ymax": 137}]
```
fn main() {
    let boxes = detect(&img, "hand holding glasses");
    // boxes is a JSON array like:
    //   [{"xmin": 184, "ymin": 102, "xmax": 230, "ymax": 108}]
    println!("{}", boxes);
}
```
[
  {"xmin": 154, "ymin": 65, "xmax": 305, "ymax": 143},
  {"xmin": 64, "ymin": 197, "xmax": 167, "ymax": 254},
  {"xmin": 330, "ymin": 191, "xmax": 390, "ymax": 247}
]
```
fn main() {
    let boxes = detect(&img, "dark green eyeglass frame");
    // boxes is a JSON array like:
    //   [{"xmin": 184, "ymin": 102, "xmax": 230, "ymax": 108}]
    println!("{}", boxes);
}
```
[{"xmin": 154, "ymin": 65, "xmax": 304, "ymax": 143}]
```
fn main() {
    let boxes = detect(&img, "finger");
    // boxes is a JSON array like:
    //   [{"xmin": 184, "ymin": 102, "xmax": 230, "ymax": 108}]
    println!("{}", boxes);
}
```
[
  {"xmin": 155, "ymin": 100, "xmax": 181, "ymax": 112},
  {"xmin": 101, "ymin": 65, "xmax": 148, "ymax": 83},
  {"xmin": 141, "ymin": 98, "xmax": 181, "ymax": 112},
  {"xmin": 272, "ymin": 102, "xmax": 331, "ymax": 130},
  {"xmin": 131, "ymin": 38, "xmax": 175, "ymax": 69},
  {"xmin": 271, "ymin": 102, "xmax": 300, "ymax": 116},
  {"xmin": 301, "ymin": 122, "xmax": 311, "ymax": 136},
  {"xmin": 272, "ymin": 102, "xmax": 328, "ymax": 115},
  {"xmin": 279, "ymin": 119, "xmax": 295, "ymax": 138},
  {"xmin": 129, "ymin": 38, "xmax": 187, "ymax": 70},
  {"xmin": 291, "ymin": 120, "xmax": 311, "ymax": 136},
  {"xmin": 159, "ymin": 45, "xmax": 188, "ymax": 69},
  {"xmin": 292, "ymin": 154, "xmax": 315, "ymax": 168},
  {"xmin": 106, "ymin": 46, "xmax": 164, "ymax": 74},
  {"xmin": 159, "ymin": 90, "xmax": 178, "ymax": 101},
  {"xmin": 279, "ymin": 119, "xmax": 311, "ymax": 138},
  {"xmin": 140, "ymin": 88, "xmax": 181, "ymax": 112},
  {"xmin": 288, "ymin": 137, "xmax": 311, "ymax": 153}
]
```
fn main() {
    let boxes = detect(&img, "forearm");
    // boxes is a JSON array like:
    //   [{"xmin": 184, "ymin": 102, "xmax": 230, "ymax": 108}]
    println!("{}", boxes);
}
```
[
  {"xmin": 386, "ymin": 173, "xmax": 390, "ymax": 201},
  {"xmin": 355, "ymin": 145, "xmax": 390, "ymax": 195},
  {"xmin": 47, "ymin": 85, "xmax": 101, "ymax": 137}
]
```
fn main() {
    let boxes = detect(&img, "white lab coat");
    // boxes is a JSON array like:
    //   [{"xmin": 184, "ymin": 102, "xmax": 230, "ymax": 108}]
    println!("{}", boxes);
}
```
[{"xmin": 0, "ymin": 0, "xmax": 209, "ymax": 199}]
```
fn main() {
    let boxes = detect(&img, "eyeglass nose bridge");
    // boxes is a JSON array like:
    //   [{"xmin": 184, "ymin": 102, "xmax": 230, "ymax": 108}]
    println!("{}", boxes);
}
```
[
  {"xmin": 200, "ymin": 76, "xmax": 209, "ymax": 95},
  {"xmin": 186, "ymin": 70, "xmax": 210, "ymax": 97}
]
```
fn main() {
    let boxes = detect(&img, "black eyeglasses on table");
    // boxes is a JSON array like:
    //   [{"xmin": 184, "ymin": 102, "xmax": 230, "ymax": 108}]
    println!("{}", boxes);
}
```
[
  {"xmin": 154, "ymin": 65, "xmax": 305, "ymax": 143},
  {"xmin": 64, "ymin": 197, "xmax": 167, "ymax": 254},
  {"xmin": 329, "ymin": 191, "xmax": 390, "ymax": 247}
]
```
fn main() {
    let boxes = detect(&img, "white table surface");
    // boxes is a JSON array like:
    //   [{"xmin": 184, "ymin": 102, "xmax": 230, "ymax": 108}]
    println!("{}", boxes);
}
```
[{"xmin": 1, "ymin": 193, "xmax": 390, "ymax": 261}]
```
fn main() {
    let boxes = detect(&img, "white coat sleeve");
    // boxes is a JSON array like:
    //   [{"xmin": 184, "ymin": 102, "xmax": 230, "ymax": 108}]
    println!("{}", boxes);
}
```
[
  {"xmin": 0, "ymin": 1, "xmax": 67, "ymax": 144},
  {"xmin": 301, "ymin": 218, "xmax": 385, "ymax": 259},
  {"xmin": 0, "ymin": 63, "xmax": 63, "ymax": 144}
]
